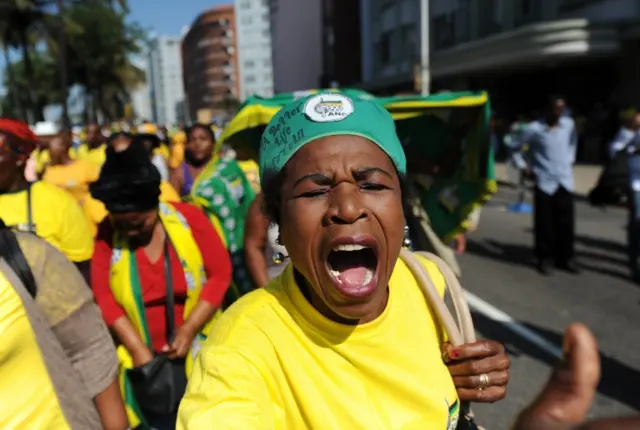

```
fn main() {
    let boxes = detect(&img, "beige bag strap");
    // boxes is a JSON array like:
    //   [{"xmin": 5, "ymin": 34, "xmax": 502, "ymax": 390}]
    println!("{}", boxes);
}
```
[
  {"xmin": 415, "ymin": 251, "xmax": 476, "ymax": 345},
  {"xmin": 399, "ymin": 248, "xmax": 476, "ymax": 346}
]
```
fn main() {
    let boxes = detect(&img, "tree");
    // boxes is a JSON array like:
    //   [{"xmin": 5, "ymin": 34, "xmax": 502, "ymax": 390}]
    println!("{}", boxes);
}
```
[
  {"xmin": 0, "ymin": 0, "xmax": 143, "ymax": 122},
  {"xmin": 1, "ymin": 51, "xmax": 61, "ymax": 120},
  {"xmin": 62, "ymin": 0, "xmax": 146, "ymax": 121},
  {"xmin": 0, "ymin": 0, "xmax": 53, "ymax": 121}
]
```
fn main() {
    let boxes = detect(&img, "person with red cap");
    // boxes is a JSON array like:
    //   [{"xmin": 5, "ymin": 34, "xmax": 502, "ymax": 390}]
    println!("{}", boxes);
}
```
[{"xmin": 0, "ymin": 118, "xmax": 94, "ymax": 281}]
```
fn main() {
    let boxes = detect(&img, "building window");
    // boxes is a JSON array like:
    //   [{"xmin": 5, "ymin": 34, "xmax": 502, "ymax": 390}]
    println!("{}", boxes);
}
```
[
  {"xmin": 244, "ymin": 60, "xmax": 255, "ymax": 68},
  {"xmin": 478, "ymin": 0, "xmax": 503, "ymax": 37},
  {"xmin": 559, "ymin": 0, "xmax": 599, "ymax": 11},
  {"xmin": 241, "ymin": 16, "xmax": 252, "ymax": 25},
  {"xmin": 433, "ymin": 14, "xmax": 455, "ymax": 50},
  {"xmin": 515, "ymin": 0, "xmax": 542, "ymax": 26},
  {"xmin": 239, "ymin": 0, "xmax": 251, "ymax": 9},
  {"xmin": 400, "ymin": 24, "xmax": 417, "ymax": 62},
  {"xmin": 246, "ymin": 74, "xmax": 256, "ymax": 83},
  {"xmin": 376, "ymin": 31, "xmax": 392, "ymax": 67}
]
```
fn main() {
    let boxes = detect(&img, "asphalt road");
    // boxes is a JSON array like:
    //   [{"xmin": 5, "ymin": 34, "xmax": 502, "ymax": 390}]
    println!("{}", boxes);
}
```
[{"xmin": 459, "ymin": 187, "xmax": 640, "ymax": 429}]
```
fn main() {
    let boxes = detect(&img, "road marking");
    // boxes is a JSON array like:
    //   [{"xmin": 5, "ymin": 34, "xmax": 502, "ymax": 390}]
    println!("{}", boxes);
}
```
[{"xmin": 464, "ymin": 290, "xmax": 563, "ymax": 360}]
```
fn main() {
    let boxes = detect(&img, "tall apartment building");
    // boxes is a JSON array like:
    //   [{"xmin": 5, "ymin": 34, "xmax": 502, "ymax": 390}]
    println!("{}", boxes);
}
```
[
  {"xmin": 235, "ymin": 0, "xmax": 274, "ymax": 100},
  {"xmin": 182, "ymin": 5, "xmax": 239, "ymax": 121},
  {"xmin": 148, "ymin": 35, "xmax": 185, "ymax": 126},
  {"xmin": 267, "ymin": 0, "xmax": 362, "ymax": 93},
  {"xmin": 268, "ymin": 0, "xmax": 323, "ymax": 93}
]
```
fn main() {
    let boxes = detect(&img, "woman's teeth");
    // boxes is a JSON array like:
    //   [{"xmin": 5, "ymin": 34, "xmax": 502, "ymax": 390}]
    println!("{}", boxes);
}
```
[{"xmin": 332, "ymin": 244, "xmax": 368, "ymax": 252}]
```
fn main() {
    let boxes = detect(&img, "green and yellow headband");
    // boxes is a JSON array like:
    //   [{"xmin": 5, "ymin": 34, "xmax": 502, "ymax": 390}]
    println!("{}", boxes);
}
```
[{"xmin": 259, "ymin": 92, "xmax": 407, "ymax": 181}]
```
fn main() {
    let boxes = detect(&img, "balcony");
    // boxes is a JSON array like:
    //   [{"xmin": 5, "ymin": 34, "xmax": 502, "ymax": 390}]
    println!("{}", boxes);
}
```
[{"xmin": 431, "ymin": 19, "xmax": 620, "ymax": 78}]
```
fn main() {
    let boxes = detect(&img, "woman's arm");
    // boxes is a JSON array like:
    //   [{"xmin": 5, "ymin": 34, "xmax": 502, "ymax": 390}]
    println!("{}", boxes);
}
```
[
  {"xmin": 91, "ymin": 227, "xmax": 153, "ymax": 365},
  {"xmin": 244, "ymin": 195, "xmax": 271, "ymax": 287},
  {"xmin": 94, "ymin": 380, "xmax": 129, "ymax": 430},
  {"xmin": 52, "ymin": 302, "xmax": 130, "ymax": 430}
]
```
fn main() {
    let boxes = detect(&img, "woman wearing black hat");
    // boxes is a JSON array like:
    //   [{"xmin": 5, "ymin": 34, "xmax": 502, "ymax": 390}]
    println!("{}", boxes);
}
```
[{"xmin": 90, "ymin": 139, "xmax": 232, "ymax": 429}]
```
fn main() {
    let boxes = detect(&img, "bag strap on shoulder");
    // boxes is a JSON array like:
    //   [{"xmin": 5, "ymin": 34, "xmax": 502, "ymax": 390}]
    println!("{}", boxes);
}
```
[
  {"xmin": 164, "ymin": 239, "xmax": 176, "ymax": 344},
  {"xmin": 399, "ymin": 248, "xmax": 476, "ymax": 346}
]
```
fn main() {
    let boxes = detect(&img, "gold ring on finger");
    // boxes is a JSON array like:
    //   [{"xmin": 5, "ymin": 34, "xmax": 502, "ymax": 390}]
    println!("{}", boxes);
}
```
[{"xmin": 478, "ymin": 373, "xmax": 489, "ymax": 391}]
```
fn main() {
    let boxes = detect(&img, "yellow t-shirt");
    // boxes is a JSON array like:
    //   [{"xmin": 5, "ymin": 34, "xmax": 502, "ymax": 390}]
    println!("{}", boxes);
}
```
[
  {"xmin": 178, "ymin": 256, "xmax": 459, "ymax": 430},
  {"xmin": 42, "ymin": 160, "xmax": 101, "ymax": 203},
  {"xmin": 237, "ymin": 159, "xmax": 260, "ymax": 193},
  {"xmin": 75, "ymin": 143, "xmax": 107, "ymax": 168},
  {"xmin": 0, "ymin": 273, "xmax": 70, "ymax": 429},
  {"xmin": 154, "ymin": 144, "xmax": 170, "ymax": 161},
  {"xmin": 33, "ymin": 147, "xmax": 77, "ymax": 174},
  {"xmin": 0, "ymin": 182, "xmax": 94, "ymax": 262}
]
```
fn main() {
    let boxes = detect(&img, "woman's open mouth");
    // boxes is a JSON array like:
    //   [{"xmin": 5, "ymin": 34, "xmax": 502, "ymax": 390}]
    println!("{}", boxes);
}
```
[{"xmin": 326, "ymin": 243, "xmax": 379, "ymax": 299}]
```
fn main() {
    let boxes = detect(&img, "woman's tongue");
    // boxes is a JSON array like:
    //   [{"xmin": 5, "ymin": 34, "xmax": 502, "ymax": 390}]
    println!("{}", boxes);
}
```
[
  {"xmin": 329, "ymin": 252, "xmax": 374, "ymax": 288},
  {"xmin": 337, "ymin": 267, "xmax": 372, "ymax": 287}
]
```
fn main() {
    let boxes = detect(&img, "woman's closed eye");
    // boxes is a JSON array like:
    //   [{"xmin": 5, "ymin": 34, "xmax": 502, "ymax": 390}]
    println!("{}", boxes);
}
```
[
  {"xmin": 296, "ymin": 188, "xmax": 329, "ymax": 198},
  {"xmin": 359, "ymin": 182, "xmax": 390, "ymax": 191}
]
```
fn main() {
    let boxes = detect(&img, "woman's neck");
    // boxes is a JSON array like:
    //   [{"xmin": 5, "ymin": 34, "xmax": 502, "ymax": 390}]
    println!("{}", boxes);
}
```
[{"xmin": 53, "ymin": 154, "xmax": 73, "ymax": 166}]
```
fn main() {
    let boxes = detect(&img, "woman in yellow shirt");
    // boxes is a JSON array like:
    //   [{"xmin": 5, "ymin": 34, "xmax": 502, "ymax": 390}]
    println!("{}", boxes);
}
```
[
  {"xmin": 0, "ymin": 222, "xmax": 128, "ymax": 429},
  {"xmin": 178, "ymin": 93, "xmax": 510, "ymax": 429},
  {"xmin": 42, "ymin": 133, "xmax": 101, "ymax": 204},
  {"xmin": 0, "ymin": 119, "xmax": 94, "ymax": 282}
]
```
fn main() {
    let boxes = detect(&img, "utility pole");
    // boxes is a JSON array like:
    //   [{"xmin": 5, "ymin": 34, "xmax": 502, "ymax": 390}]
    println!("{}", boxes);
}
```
[{"xmin": 419, "ymin": 0, "xmax": 431, "ymax": 96}]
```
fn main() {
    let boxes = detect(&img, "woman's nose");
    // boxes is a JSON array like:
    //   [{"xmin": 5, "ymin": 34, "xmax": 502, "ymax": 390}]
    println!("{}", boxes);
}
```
[{"xmin": 325, "ymin": 186, "xmax": 368, "ymax": 225}]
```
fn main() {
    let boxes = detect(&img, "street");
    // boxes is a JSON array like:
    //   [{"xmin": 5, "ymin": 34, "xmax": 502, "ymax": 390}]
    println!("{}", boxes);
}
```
[{"xmin": 461, "ymin": 187, "xmax": 640, "ymax": 429}]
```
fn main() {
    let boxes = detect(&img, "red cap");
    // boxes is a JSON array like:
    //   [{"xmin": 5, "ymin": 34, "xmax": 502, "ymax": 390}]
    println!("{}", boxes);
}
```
[{"xmin": 0, "ymin": 118, "xmax": 37, "ymax": 156}]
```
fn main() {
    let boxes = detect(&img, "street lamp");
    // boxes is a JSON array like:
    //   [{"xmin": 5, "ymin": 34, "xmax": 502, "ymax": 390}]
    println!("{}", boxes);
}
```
[{"xmin": 419, "ymin": 0, "xmax": 430, "ymax": 96}]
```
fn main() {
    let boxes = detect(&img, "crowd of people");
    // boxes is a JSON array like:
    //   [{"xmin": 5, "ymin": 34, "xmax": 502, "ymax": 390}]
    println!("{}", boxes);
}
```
[{"xmin": 0, "ymin": 91, "xmax": 637, "ymax": 429}]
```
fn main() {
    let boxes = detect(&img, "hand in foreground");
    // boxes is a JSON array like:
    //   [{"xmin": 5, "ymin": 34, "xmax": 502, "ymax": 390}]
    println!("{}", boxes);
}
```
[
  {"xmin": 444, "ymin": 340, "xmax": 510, "ymax": 403},
  {"xmin": 514, "ymin": 323, "xmax": 640, "ymax": 430},
  {"xmin": 163, "ymin": 324, "xmax": 196, "ymax": 359}
]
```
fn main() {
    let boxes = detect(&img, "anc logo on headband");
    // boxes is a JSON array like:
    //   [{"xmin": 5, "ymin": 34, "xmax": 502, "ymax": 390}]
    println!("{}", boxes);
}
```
[{"xmin": 304, "ymin": 94, "xmax": 354, "ymax": 123}]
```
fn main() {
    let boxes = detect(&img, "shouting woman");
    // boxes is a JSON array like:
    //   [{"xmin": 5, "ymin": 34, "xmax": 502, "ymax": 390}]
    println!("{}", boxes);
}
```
[{"xmin": 178, "ymin": 93, "xmax": 510, "ymax": 429}]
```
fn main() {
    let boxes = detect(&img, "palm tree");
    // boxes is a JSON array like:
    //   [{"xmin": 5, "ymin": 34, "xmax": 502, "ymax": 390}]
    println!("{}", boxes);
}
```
[{"xmin": 0, "ymin": 20, "xmax": 27, "ymax": 120}]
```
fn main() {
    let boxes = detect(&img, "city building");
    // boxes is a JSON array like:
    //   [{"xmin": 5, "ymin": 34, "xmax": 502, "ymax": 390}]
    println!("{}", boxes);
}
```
[
  {"xmin": 359, "ymin": 0, "xmax": 640, "ymax": 161},
  {"xmin": 268, "ymin": 0, "xmax": 322, "ymax": 92},
  {"xmin": 129, "ymin": 54, "xmax": 153, "ymax": 121},
  {"xmin": 320, "ymin": 0, "xmax": 363, "ymax": 88},
  {"xmin": 182, "ymin": 5, "xmax": 239, "ymax": 121},
  {"xmin": 235, "ymin": 0, "xmax": 274, "ymax": 100},
  {"xmin": 268, "ymin": 0, "xmax": 361, "ymax": 92},
  {"xmin": 148, "ymin": 35, "xmax": 185, "ymax": 127},
  {"xmin": 360, "ymin": 0, "xmax": 640, "ymax": 101}
]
